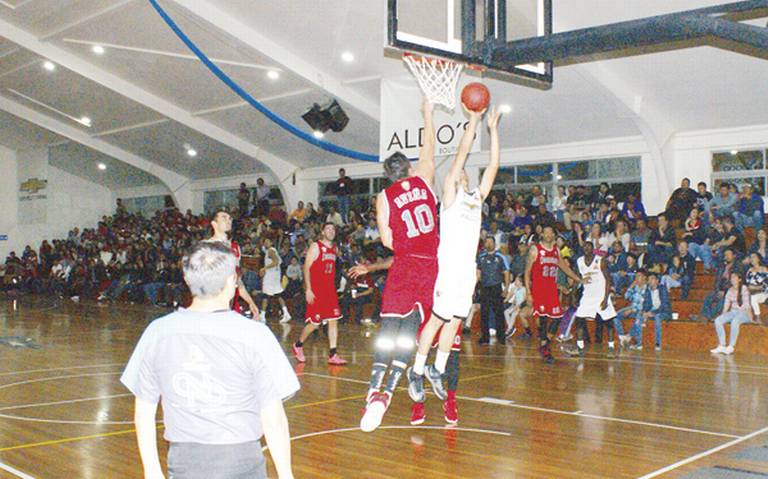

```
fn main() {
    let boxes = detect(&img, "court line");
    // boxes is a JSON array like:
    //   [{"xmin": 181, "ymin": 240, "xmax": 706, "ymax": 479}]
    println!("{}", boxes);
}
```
[
  {"xmin": 0, "ymin": 460, "xmax": 35, "ymax": 479},
  {"xmin": 637, "ymin": 426, "xmax": 768, "ymax": 479},
  {"xmin": 301, "ymin": 372, "xmax": 741, "ymax": 439},
  {"xmin": 0, "ymin": 371, "xmax": 121, "ymax": 390},
  {"xmin": 0, "ymin": 363, "xmax": 122, "ymax": 377},
  {"xmin": 0, "ymin": 393, "xmax": 132, "ymax": 412}
]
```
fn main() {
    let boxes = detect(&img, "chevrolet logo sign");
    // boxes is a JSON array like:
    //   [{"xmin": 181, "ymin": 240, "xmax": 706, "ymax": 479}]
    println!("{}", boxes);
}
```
[{"xmin": 19, "ymin": 178, "xmax": 47, "ymax": 194}]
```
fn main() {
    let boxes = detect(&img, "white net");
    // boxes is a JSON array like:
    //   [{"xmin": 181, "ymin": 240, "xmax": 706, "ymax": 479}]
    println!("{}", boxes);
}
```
[{"xmin": 403, "ymin": 54, "xmax": 464, "ymax": 109}]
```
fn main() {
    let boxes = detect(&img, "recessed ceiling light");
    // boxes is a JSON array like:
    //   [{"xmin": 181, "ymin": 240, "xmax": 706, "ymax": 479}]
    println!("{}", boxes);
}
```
[
  {"xmin": 499, "ymin": 104, "xmax": 512, "ymax": 114},
  {"xmin": 80, "ymin": 116, "xmax": 92, "ymax": 126},
  {"xmin": 92, "ymin": 45, "xmax": 105, "ymax": 55},
  {"xmin": 187, "ymin": 148, "xmax": 197, "ymax": 157},
  {"xmin": 730, "ymin": 150, "xmax": 739, "ymax": 155},
  {"xmin": 97, "ymin": 163, "xmax": 107, "ymax": 170},
  {"xmin": 341, "ymin": 51, "xmax": 355, "ymax": 63},
  {"xmin": 43, "ymin": 61, "xmax": 56, "ymax": 71},
  {"xmin": 267, "ymin": 70, "xmax": 279, "ymax": 80},
  {"xmin": 313, "ymin": 131, "xmax": 324, "ymax": 139}
]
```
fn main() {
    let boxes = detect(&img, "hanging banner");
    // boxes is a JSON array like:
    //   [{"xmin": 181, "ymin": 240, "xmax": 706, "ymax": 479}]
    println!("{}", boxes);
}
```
[{"xmin": 379, "ymin": 76, "xmax": 481, "ymax": 161}]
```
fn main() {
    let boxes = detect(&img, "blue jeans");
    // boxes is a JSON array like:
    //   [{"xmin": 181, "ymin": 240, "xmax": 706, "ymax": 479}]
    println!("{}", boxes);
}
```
[
  {"xmin": 629, "ymin": 311, "xmax": 668, "ymax": 347},
  {"xmin": 702, "ymin": 292, "xmax": 725, "ymax": 320},
  {"xmin": 338, "ymin": 195, "xmax": 350, "ymax": 224},
  {"xmin": 688, "ymin": 243, "xmax": 714, "ymax": 271},
  {"xmin": 143, "ymin": 282, "xmax": 164, "ymax": 304},
  {"xmin": 662, "ymin": 275, "xmax": 692, "ymax": 299},
  {"xmin": 613, "ymin": 306, "xmax": 637, "ymax": 336},
  {"xmin": 714, "ymin": 310, "xmax": 752, "ymax": 347},
  {"xmin": 735, "ymin": 211, "xmax": 764, "ymax": 230}
]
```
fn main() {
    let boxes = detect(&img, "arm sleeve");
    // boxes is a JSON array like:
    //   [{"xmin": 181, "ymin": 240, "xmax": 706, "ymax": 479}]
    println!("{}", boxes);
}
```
[{"xmin": 120, "ymin": 325, "xmax": 161, "ymax": 404}]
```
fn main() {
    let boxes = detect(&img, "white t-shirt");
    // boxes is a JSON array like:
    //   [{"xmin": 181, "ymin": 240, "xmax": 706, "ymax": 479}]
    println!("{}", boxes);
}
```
[{"xmin": 121, "ymin": 309, "xmax": 300, "ymax": 444}]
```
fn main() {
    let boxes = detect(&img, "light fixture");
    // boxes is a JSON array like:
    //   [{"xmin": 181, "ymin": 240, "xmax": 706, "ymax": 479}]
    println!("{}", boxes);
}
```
[
  {"xmin": 556, "ymin": 175, "xmax": 563, "ymax": 180},
  {"xmin": 43, "ymin": 61, "xmax": 56, "ymax": 71},
  {"xmin": 92, "ymin": 45, "xmax": 105, "ymax": 55},
  {"xmin": 341, "ymin": 51, "xmax": 355, "ymax": 63},
  {"xmin": 499, "ymin": 104, "xmax": 512, "ymax": 114},
  {"xmin": 80, "ymin": 116, "xmax": 92, "ymax": 126},
  {"xmin": 97, "ymin": 163, "xmax": 107, "ymax": 170},
  {"xmin": 267, "ymin": 70, "xmax": 280, "ymax": 80},
  {"xmin": 187, "ymin": 148, "xmax": 197, "ymax": 157},
  {"xmin": 313, "ymin": 130, "xmax": 324, "ymax": 139},
  {"xmin": 730, "ymin": 150, "xmax": 739, "ymax": 155}
]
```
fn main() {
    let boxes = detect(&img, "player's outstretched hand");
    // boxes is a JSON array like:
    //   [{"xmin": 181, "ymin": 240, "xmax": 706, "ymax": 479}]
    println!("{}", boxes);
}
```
[
  {"xmin": 487, "ymin": 106, "xmax": 500, "ymax": 129},
  {"xmin": 461, "ymin": 101, "xmax": 487, "ymax": 121},
  {"xmin": 306, "ymin": 289, "xmax": 316, "ymax": 305},
  {"xmin": 348, "ymin": 264, "xmax": 370, "ymax": 279}
]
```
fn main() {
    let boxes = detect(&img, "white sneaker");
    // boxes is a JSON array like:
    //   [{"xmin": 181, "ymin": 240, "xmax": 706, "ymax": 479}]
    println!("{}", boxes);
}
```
[
  {"xmin": 279, "ymin": 312, "xmax": 292, "ymax": 324},
  {"xmin": 259, "ymin": 312, "xmax": 266, "ymax": 322},
  {"xmin": 723, "ymin": 345, "xmax": 734, "ymax": 355},
  {"xmin": 710, "ymin": 345, "xmax": 727, "ymax": 354},
  {"xmin": 489, "ymin": 328, "xmax": 496, "ymax": 337},
  {"xmin": 360, "ymin": 392, "xmax": 390, "ymax": 433},
  {"xmin": 619, "ymin": 335, "xmax": 631, "ymax": 347}
]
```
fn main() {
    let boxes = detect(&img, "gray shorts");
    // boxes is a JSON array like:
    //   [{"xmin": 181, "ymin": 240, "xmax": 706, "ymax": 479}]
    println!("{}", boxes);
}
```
[{"xmin": 168, "ymin": 441, "xmax": 267, "ymax": 479}]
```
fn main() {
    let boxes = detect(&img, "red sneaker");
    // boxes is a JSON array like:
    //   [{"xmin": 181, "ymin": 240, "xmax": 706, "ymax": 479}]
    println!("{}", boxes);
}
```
[
  {"xmin": 327, "ymin": 353, "xmax": 348, "ymax": 365},
  {"xmin": 292, "ymin": 344, "xmax": 306, "ymax": 363},
  {"xmin": 410, "ymin": 402, "xmax": 426, "ymax": 425},
  {"xmin": 443, "ymin": 395, "xmax": 459, "ymax": 425}
]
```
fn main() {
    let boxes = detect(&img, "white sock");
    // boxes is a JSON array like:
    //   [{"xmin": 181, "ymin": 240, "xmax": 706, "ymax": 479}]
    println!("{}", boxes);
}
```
[
  {"xmin": 435, "ymin": 350, "xmax": 450, "ymax": 374},
  {"xmin": 608, "ymin": 341, "xmax": 615, "ymax": 349},
  {"xmin": 413, "ymin": 353, "xmax": 428, "ymax": 376},
  {"xmin": 577, "ymin": 340, "xmax": 585, "ymax": 349}
]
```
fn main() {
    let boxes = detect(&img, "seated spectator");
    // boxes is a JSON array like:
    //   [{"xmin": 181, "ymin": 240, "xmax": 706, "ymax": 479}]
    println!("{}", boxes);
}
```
[
  {"xmin": 503, "ymin": 274, "xmax": 532, "ymax": 338},
  {"xmin": 326, "ymin": 206, "xmax": 344, "ymax": 227},
  {"xmin": 363, "ymin": 218, "xmax": 380, "ymax": 246},
  {"xmin": 714, "ymin": 216, "xmax": 746, "ymax": 261},
  {"xmin": 665, "ymin": 178, "xmax": 698, "ymax": 224},
  {"xmin": 647, "ymin": 214, "xmax": 675, "ymax": 267},
  {"xmin": 696, "ymin": 182, "xmax": 713, "ymax": 221},
  {"xmin": 630, "ymin": 218, "xmax": 652, "ymax": 261},
  {"xmin": 735, "ymin": 184, "xmax": 764, "ymax": 231},
  {"xmin": 697, "ymin": 248, "xmax": 742, "ymax": 322},
  {"xmin": 341, "ymin": 262, "xmax": 376, "ymax": 324},
  {"xmin": 745, "ymin": 253, "xmax": 768, "ymax": 321},
  {"xmin": 534, "ymin": 203, "xmax": 557, "ymax": 230},
  {"xmin": 661, "ymin": 255, "xmax": 686, "ymax": 298},
  {"xmin": 709, "ymin": 183, "xmax": 737, "ymax": 221},
  {"xmin": 621, "ymin": 193, "xmax": 646, "ymax": 224},
  {"xmin": 551, "ymin": 185, "xmax": 570, "ymax": 227},
  {"xmin": 607, "ymin": 242, "xmax": 630, "ymax": 293},
  {"xmin": 630, "ymin": 273, "xmax": 671, "ymax": 351},
  {"xmin": 711, "ymin": 272, "xmax": 754, "ymax": 354},
  {"xmin": 288, "ymin": 201, "xmax": 307, "ymax": 223},
  {"xmin": 747, "ymin": 229, "xmax": 768, "ymax": 266},
  {"xmin": 615, "ymin": 270, "xmax": 647, "ymax": 347},
  {"xmin": 682, "ymin": 208, "xmax": 714, "ymax": 272},
  {"xmin": 613, "ymin": 220, "xmax": 631, "ymax": 252}
]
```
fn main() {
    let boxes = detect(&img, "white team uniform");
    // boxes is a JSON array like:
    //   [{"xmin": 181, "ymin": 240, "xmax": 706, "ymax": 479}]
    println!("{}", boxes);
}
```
[
  {"xmin": 262, "ymin": 247, "xmax": 284, "ymax": 296},
  {"xmin": 575, "ymin": 255, "xmax": 617, "ymax": 320},
  {"xmin": 433, "ymin": 187, "xmax": 483, "ymax": 319}
]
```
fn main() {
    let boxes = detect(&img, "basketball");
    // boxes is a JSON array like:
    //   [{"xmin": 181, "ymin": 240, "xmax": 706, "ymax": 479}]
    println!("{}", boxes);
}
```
[{"xmin": 461, "ymin": 82, "xmax": 490, "ymax": 112}]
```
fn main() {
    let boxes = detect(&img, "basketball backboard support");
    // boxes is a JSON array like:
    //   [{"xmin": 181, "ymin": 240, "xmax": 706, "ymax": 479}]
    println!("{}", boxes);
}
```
[{"xmin": 387, "ymin": 0, "xmax": 554, "ymax": 89}]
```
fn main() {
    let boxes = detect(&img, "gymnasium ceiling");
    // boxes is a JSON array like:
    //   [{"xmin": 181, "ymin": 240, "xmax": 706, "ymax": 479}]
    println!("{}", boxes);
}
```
[{"xmin": 0, "ymin": 0, "xmax": 766, "ymax": 189}]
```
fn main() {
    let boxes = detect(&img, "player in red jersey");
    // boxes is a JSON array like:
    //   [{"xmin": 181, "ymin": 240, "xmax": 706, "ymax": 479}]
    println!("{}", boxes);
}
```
[
  {"xmin": 524, "ymin": 224, "xmax": 585, "ymax": 363},
  {"xmin": 292, "ymin": 223, "xmax": 347, "ymax": 365},
  {"xmin": 206, "ymin": 210, "xmax": 259, "ymax": 316},
  {"xmin": 359, "ymin": 98, "xmax": 439, "ymax": 433}
]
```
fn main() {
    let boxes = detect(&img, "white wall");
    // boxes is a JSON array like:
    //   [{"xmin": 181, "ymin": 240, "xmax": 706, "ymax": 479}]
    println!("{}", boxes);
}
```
[{"xmin": 0, "ymin": 146, "xmax": 18, "ymax": 258}]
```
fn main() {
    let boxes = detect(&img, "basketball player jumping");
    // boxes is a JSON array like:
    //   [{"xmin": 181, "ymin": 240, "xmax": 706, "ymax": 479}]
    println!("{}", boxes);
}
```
[
  {"xmin": 207, "ymin": 210, "xmax": 259, "ymax": 316},
  {"xmin": 292, "ymin": 223, "xmax": 348, "ymax": 365},
  {"xmin": 524, "ymin": 224, "xmax": 586, "ymax": 364},
  {"xmin": 573, "ymin": 241, "xmax": 618, "ymax": 357},
  {"xmin": 359, "ymin": 98, "xmax": 439, "ymax": 433},
  {"xmin": 407, "ymin": 105, "xmax": 502, "ymax": 425}
]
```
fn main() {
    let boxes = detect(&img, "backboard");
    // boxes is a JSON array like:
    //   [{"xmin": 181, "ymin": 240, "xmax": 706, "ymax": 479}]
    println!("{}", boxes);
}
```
[{"xmin": 387, "ymin": 0, "xmax": 553, "ymax": 88}]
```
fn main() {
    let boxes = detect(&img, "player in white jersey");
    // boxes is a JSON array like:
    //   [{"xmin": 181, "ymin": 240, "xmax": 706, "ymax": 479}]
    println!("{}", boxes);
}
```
[
  {"xmin": 573, "ymin": 241, "xmax": 618, "ymax": 357},
  {"xmin": 407, "ymin": 105, "xmax": 501, "ymax": 408}
]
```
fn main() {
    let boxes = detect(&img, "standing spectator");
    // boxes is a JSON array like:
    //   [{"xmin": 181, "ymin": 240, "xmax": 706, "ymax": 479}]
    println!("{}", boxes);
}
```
[
  {"xmin": 709, "ymin": 183, "xmax": 737, "ymax": 220},
  {"xmin": 254, "ymin": 177, "xmax": 271, "ymax": 216},
  {"xmin": 735, "ymin": 184, "xmax": 764, "ymax": 230},
  {"xmin": 121, "ymin": 242, "xmax": 298, "ymax": 479},
  {"xmin": 477, "ymin": 237, "xmax": 510, "ymax": 344},
  {"xmin": 710, "ymin": 272, "xmax": 754, "ymax": 354},
  {"xmin": 551, "ymin": 185, "xmax": 570, "ymax": 228},
  {"xmin": 745, "ymin": 253, "xmax": 768, "ymax": 321},
  {"xmin": 237, "ymin": 182, "xmax": 251, "ymax": 217},
  {"xmin": 334, "ymin": 168, "xmax": 353, "ymax": 224},
  {"xmin": 665, "ymin": 178, "xmax": 698, "ymax": 224},
  {"xmin": 631, "ymin": 273, "xmax": 671, "ymax": 351},
  {"xmin": 342, "ymin": 262, "xmax": 376, "ymax": 324}
]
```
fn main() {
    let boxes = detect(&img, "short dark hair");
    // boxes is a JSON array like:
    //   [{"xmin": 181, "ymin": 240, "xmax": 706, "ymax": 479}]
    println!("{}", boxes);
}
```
[
  {"xmin": 210, "ymin": 209, "xmax": 228, "ymax": 222},
  {"xmin": 698, "ymin": 181, "xmax": 707, "ymax": 188},
  {"xmin": 383, "ymin": 152, "xmax": 411, "ymax": 182}
]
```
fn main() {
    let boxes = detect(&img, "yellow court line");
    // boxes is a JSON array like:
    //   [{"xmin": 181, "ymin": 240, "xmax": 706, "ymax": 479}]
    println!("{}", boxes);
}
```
[
  {"xmin": 458, "ymin": 371, "xmax": 509, "ymax": 383},
  {"xmin": 288, "ymin": 393, "xmax": 366, "ymax": 410}
]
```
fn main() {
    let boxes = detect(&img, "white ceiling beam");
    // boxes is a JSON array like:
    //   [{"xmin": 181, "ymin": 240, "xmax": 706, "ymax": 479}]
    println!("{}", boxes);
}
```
[
  {"xmin": 0, "ymin": 94, "xmax": 188, "ymax": 191},
  {"xmin": 0, "ymin": 17, "xmax": 298, "ymax": 182},
  {"xmin": 91, "ymin": 118, "xmax": 170, "ymax": 138},
  {"xmin": 192, "ymin": 88, "xmax": 314, "ymax": 117},
  {"xmin": 169, "ymin": 0, "xmax": 380, "ymax": 120},
  {"xmin": 37, "ymin": 0, "xmax": 136, "ymax": 41}
]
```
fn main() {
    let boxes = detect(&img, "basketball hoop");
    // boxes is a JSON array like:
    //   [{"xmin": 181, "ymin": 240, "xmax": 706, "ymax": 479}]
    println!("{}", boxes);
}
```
[{"xmin": 403, "ymin": 53, "xmax": 464, "ymax": 109}]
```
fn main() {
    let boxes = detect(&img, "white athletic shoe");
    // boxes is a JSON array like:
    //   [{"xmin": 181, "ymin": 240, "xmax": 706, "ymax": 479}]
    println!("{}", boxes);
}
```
[
  {"xmin": 360, "ymin": 392, "xmax": 391, "ymax": 433},
  {"xmin": 723, "ymin": 345, "xmax": 735, "ymax": 355},
  {"xmin": 279, "ymin": 312, "xmax": 292, "ymax": 324},
  {"xmin": 619, "ymin": 335, "xmax": 631, "ymax": 348},
  {"xmin": 259, "ymin": 311, "xmax": 266, "ymax": 323},
  {"xmin": 710, "ymin": 345, "xmax": 727, "ymax": 354}
]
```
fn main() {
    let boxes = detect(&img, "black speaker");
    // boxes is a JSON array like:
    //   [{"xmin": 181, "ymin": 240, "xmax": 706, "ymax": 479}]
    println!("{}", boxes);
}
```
[{"xmin": 301, "ymin": 99, "xmax": 349, "ymax": 133}]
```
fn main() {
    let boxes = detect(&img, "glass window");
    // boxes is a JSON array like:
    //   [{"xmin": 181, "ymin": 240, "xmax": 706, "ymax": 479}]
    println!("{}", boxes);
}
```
[
  {"xmin": 493, "ymin": 167, "xmax": 515, "ymax": 186},
  {"xmin": 598, "ymin": 157, "xmax": 640, "ymax": 179},
  {"xmin": 712, "ymin": 150, "xmax": 764, "ymax": 172},
  {"xmin": 517, "ymin": 164, "xmax": 553, "ymax": 184},
  {"xmin": 122, "ymin": 195, "xmax": 168, "ymax": 217},
  {"xmin": 558, "ymin": 160, "xmax": 594, "ymax": 181}
]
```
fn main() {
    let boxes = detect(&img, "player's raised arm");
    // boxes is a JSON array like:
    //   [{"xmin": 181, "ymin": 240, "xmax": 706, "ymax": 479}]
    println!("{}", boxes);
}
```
[
  {"xmin": 413, "ymin": 98, "xmax": 436, "ymax": 185},
  {"xmin": 376, "ymin": 191, "xmax": 393, "ymax": 250},
  {"xmin": 442, "ymin": 104, "xmax": 484, "ymax": 209},
  {"xmin": 479, "ymin": 107, "xmax": 501, "ymax": 201}
]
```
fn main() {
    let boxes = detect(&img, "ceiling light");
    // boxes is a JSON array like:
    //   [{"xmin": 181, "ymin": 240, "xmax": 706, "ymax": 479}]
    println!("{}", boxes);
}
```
[
  {"xmin": 267, "ymin": 70, "xmax": 279, "ymax": 80},
  {"xmin": 80, "ymin": 116, "xmax": 92, "ymax": 126},
  {"xmin": 313, "ymin": 130, "xmax": 324, "ymax": 139},
  {"xmin": 92, "ymin": 45, "xmax": 105, "ymax": 55},
  {"xmin": 341, "ymin": 51, "xmax": 355, "ymax": 63},
  {"xmin": 499, "ymin": 104, "xmax": 512, "ymax": 114},
  {"xmin": 730, "ymin": 150, "xmax": 739, "ymax": 155},
  {"xmin": 43, "ymin": 61, "xmax": 56, "ymax": 71},
  {"xmin": 187, "ymin": 148, "xmax": 197, "ymax": 157},
  {"xmin": 97, "ymin": 163, "xmax": 107, "ymax": 171},
  {"xmin": 556, "ymin": 175, "xmax": 563, "ymax": 180}
]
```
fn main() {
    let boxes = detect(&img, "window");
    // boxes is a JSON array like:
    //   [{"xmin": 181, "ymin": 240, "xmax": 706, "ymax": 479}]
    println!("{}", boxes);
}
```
[
  {"xmin": 712, "ymin": 149, "xmax": 768, "ymax": 198},
  {"xmin": 121, "ymin": 195, "xmax": 170, "ymax": 217},
  {"xmin": 203, "ymin": 186, "xmax": 283, "ymax": 214},
  {"xmin": 318, "ymin": 176, "xmax": 391, "ymax": 215},
  {"xmin": 712, "ymin": 150, "xmax": 764, "ymax": 172}
]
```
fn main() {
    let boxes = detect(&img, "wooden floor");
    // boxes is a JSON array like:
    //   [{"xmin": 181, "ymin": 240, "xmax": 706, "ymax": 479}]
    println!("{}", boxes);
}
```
[{"xmin": 1, "ymin": 296, "xmax": 768, "ymax": 478}]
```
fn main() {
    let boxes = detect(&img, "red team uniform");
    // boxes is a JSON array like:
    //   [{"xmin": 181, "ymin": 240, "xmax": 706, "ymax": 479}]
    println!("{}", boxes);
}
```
[
  {"xmin": 531, "ymin": 243, "xmax": 563, "ymax": 319},
  {"xmin": 305, "ymin": 241, "xmax": 342, "ymax": 325},
  {"xmin": 230, "ymin": 241, "xmax": 243, "ymax": 313},
  {"xmin": 381, "ymin": 176, "xmax": 439, "ymax": 321}
]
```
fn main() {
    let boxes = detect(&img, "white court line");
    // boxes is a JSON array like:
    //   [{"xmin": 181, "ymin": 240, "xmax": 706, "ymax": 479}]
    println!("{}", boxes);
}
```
[
  {"xmin": 0, "ymin": 393, "xmax": 132, "ymax": 412},
  {"xmin": 0, "ymin": 372, "xmax": 120, "ymax": 391},
  {"xmin": 0, "ymin": 460, "xmax": 35, "ymax": 479},
  {"xmin": 301, "ymin": 372, "xmax": 740, "ymax": 439},
  {"xmin": 637, "ymin": 425, "xmax": 768, "ymax": 479},
  {"xmin": 0, "ymin": 363, "xmax": 122, "ymax": 377}
]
